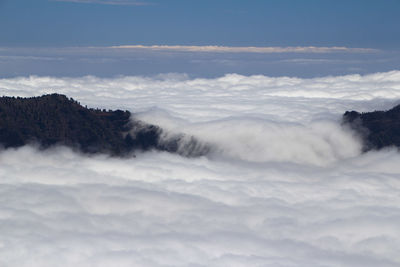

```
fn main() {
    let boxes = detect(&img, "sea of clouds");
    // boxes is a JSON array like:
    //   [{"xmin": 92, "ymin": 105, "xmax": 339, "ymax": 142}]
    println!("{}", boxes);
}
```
[{"xmin": 1, "ymin": 71, "xmax": 400, "ymax": 266}]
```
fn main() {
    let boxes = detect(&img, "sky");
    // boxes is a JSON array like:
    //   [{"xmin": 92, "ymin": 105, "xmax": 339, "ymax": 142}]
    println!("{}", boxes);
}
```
[
  {"xmin": 1, "ymin": 0, "xmax": 400, "ymax": 48},
  {"xmin": 0, "ymin": 0, "xmax": 399, "ymax": 77}
]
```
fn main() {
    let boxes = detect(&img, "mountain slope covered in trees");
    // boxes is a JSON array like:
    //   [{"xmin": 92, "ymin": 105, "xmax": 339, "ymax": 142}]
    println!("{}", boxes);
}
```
[
  {"xmin": 343, "ymin": 104, "xmax": 400, "ymax": 151},
  {"xmin": 0, "ymin": 94, "xmax": 205, "ymax": 156}
]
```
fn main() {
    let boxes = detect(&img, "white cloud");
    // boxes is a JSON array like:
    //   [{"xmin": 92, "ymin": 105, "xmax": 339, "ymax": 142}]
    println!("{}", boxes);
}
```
[
  {"xmin": 110, "ymin": 45, "xmax": 379, "ymax": 53},
  {"xmin": 1, "ymin": 71, "xmax": 400, "ymax": 266},
  {"xmin": 51, "ymin": 0, "xmax": 150, "ymax": 6},
  {"xmin": 141, "ymin": 114, "xmax": 361, "ymax": 166},
  {"xmin": 1, "ymin": 71, "xmax": 399, "ymax": 122}
]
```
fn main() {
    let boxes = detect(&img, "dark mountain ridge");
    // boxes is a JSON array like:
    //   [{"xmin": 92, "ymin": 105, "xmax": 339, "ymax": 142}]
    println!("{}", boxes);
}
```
[
  {"xmin": 0, "ymin": 94, "xmax": 207, "ymax": 156},
  {"xmin": 343, "ymin": 104, "xmax": 400, "ymax": 151}
]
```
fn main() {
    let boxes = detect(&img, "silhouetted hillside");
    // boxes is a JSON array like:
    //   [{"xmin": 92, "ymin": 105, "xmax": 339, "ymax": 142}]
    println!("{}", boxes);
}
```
[
  {"xmin": 0, "ymin": 94, "xmax": 207, "ymax": 156},
  {"xmin": 343, "ymin": 104, "xmax": 400, "ymax": 151}
]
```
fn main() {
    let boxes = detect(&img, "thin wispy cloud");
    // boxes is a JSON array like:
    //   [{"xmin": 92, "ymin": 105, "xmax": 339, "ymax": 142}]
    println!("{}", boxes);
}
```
[
  {"xmin": 110, "ymin": 45, "xmax": 379, "ymax": 53},
  {"xmin": 51, "ymin": 0, "xmax": 150, "ymax": 6}
]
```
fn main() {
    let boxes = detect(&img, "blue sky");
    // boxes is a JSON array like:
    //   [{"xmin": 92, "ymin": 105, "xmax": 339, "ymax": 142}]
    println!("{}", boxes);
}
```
[
  {"xmin": 0, "ymin": 0, "xmax": 399, "ymax": 77},
  {"xmin": 1, "ymin": 0, "xmax": 400, "ymax": 48}
]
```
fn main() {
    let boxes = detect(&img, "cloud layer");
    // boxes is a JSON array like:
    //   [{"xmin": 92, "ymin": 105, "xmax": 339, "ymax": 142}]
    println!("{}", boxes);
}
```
[
  {"xmin": 1, "ymin": 46, "xmax": 397, "ymax": 78},
  {"xmin": 2, "ymin": 71, "xmax": 400, "ymax": 122},
  {"xmin": 111, "ymin": 45, "xmax": 378, "ymax": 54},
  {"xmin": 1, "ymin": 71, "xmax": 400, "ymax": 266}
]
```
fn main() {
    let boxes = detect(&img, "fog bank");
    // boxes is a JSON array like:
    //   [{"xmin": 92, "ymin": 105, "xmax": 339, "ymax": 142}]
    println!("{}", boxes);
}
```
[{"xmin": 1, "ymin": 71, "xmax": 400, "ymax": 266}]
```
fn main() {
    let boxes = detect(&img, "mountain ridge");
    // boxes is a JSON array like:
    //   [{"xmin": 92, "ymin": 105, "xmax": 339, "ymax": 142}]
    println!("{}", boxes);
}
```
[
  {"xmin": 343, "ymin": 104, "xmax": 400, "ymax": 151},
  {"xmin": 0, "ymin": 94, "xmax": 206, "ymax": 156}
]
